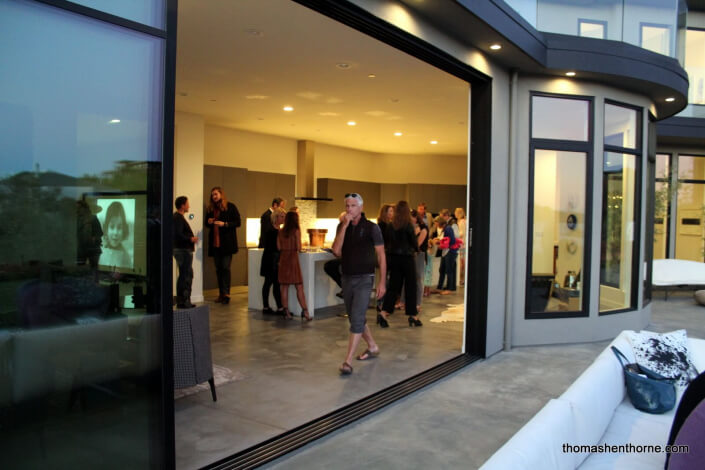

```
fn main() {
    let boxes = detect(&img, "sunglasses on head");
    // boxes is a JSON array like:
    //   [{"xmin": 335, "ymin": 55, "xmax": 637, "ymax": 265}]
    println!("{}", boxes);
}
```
[{"xmin": 344, "ymin": 193, "xmax": 359, "ymax": 198}]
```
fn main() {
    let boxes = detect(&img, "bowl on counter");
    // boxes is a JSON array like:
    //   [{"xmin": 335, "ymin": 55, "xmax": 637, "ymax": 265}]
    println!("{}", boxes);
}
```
[{"xmin": 306, "ymin": 228, "xmax": 328, "ymax": 248}]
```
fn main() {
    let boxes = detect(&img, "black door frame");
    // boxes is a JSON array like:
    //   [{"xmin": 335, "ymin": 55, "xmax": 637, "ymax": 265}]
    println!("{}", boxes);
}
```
[{"xmin": 168, "ymin": 1, "xmax": 493, "ymax": 468}]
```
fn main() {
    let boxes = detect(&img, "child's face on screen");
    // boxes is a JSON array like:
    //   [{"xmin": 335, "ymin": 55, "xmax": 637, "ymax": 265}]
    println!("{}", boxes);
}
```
[{"xmin": 106, "ymin": 217, "xmax": 124, "ymax": 248}]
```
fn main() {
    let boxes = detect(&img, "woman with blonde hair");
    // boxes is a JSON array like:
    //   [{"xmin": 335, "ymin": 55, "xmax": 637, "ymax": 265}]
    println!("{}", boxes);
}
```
[
  {"xmin": 277, "ymin": 211, "xmax": 311, "ymax": 321},
  {"xmin": 206, "ymin": 186, "xmax": 241, "ymax": 304},
  {"xmin": 260, "ymin": 207, "xmax": 286, "ymax": 315}
]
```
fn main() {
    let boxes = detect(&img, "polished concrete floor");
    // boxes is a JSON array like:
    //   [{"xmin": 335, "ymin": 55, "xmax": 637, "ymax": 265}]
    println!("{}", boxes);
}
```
[
  {"xmin": 260, "ymin": 291, "xmax": 705, "ymax": 470},
  {"xmin": 174, "ymin": 286, "xmax": 465, "ymax": 469}
]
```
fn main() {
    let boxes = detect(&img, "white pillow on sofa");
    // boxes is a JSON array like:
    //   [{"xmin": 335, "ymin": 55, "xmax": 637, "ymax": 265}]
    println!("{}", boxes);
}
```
[{"xmin": 627, "ymin": 330, "xmax": 698, "ymax": 388}]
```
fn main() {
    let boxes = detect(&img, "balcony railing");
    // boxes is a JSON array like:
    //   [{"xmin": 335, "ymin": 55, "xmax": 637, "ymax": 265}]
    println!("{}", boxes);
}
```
[{"xmin": 505, "ymin": 0, "xmax": 686, "ymax": 58}]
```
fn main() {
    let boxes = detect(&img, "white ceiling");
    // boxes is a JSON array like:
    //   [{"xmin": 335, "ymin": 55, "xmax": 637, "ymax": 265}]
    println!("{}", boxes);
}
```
[{"xmin": 175, "ymin": 0, "xmax": 469, "ymax": 156}]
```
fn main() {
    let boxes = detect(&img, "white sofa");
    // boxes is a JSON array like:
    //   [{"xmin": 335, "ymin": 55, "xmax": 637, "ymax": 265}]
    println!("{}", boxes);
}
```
[{"xmin": 481, "ymin": 331, "xmax": 705, "ymax": 470}]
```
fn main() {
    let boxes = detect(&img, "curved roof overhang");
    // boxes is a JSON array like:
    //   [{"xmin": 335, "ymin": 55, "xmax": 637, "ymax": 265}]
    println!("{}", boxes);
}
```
[{"xmin": 400, "ymin": 0, "xmax": 689, "ymax": 120}]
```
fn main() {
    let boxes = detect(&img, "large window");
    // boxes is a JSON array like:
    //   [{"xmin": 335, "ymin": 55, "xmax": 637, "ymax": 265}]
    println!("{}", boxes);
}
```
[
  {"xmin": 675, "ymin": 155, "xmax": 705, "ymax": 262},
  {"xmin": 599, "ymin": 102, "xmax": 641, "ymax": 313},
  {"xmin": 0, "ymin": 0, "xmax": 167, "ymax": 467},
  {"xmin": 640, "ymin": 23, "xmax": 672, "ymax": 56},
  {"xmin": 527, "ymin": 94, "xmax": 592, "ymax": 318},
  {"xmin": 685, "ymin": 28, "xmax": 705, "ymax": 105},
  {"xmin": 579, "ymin": 19, "xmax": 607, "ymax": 39}
]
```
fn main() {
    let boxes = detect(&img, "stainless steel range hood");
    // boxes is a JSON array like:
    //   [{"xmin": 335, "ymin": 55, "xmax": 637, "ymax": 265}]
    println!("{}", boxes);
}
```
[{"xmin": 295, "ymin": 140, "xmax": 332, "ymax": 201}]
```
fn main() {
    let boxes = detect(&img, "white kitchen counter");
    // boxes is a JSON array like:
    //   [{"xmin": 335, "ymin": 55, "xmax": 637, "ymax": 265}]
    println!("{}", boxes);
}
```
[{"xmin": 247, "ymin": 248, "xmax": 342, "ymax": 318}]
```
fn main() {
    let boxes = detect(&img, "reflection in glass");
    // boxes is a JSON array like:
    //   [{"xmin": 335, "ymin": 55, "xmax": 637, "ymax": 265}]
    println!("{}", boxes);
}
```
[
  {"xmin": 640, "ymin": 24, "xmax": 671, "ymax": 56},
  {"xmin": 532, "ymin": 96, "xmax": 589, "ymax": 141},
  {"xmin": 605, "ymin": 103, "xmax": 637, "ymax": 149},
  {"xmin": 69, "ymin": 0, "xmax": 165, "ymax": 29},
  {"xmin": 600, "ymin": 153, "xmax": 636, "ymax": 311},
  {"xmin": 676, "ymin": 156, "xmax": 705, "ymax": 262},
  {"xmin": 530, "ymin": 150, "xmax": 586, "ymax": 314},
  {"xmin": 653, "ymin": 154, "xmax": 670, "ymax": 260},
  {"xmin": 579, "ymin": 19, "xmax": 606, "ymax": 39},
  {"xmin": 0, "ymin": 1, "xmax": 164, "ymax": 467},
  {"xmin": 685, "ymin": 29, "xmax": 705, "ymax": 105}
]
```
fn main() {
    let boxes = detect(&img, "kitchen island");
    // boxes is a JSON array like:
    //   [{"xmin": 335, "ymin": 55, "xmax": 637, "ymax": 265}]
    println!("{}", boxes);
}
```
[{"xmin": 247, "ymin": 248, "xmax": 342, "ymax": 318}]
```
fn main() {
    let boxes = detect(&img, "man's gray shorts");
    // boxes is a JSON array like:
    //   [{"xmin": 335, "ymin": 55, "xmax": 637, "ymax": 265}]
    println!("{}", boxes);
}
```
[{"xmin": 342, "ymin": 274, "xmax": 374, "ymax": 334}]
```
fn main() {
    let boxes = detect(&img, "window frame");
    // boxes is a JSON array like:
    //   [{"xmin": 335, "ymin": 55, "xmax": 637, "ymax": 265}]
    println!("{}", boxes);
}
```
[
  {"xmin": 526, "ymin": 91, "xmax": 594, "ymax": 320},
  {"xmin": 639, "ymin": 21, "xmax": 673, "ymax": 56},
  {"xmin": 598, "ymin": 99, "xmax": 643, "ymax": 315},
  {"xmin": 578, "ymin": 18, "xmax": 607, "ymax": 39}
]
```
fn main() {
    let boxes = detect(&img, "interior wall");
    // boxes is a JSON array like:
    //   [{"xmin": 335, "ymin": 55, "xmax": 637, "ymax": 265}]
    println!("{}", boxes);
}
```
[{"xmin": 174, "ymin": 111, "xmax": 205, "ymax": 303}]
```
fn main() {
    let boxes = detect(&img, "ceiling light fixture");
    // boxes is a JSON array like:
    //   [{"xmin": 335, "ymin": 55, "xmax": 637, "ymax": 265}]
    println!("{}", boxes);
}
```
[
  {"xmin": 490, "ymin": 44, "xmax": 502, "ymax": 50},
  {"xmin": 368, "ymin": 74, "xmax": 376, "ymax": 78},
  {"xmin": 347, "ymin": 121, "xmax": 356, "ymax": 126},
  {"xmin": 336, "ymin": 63, "xmax": 351, "ymax": 69},
  {"xmin": 665, "ymin": 97, "xmax": 675, "ymax": 102},
  {"xmin": 283, "ymin": 105, "xmax": 294, "ymax": 112},
  {"xmin": 430, "ymin": 140, "xmax": 438, "ymax": 145},
  {"xmin": 394, "ymin": 132, "xmax": 403, "ymax": 137},
  {"xmin": 565, "ymin": 71, "xmax": 576, "ymax": 77},
  {"xmin": 109, "ymin": 119, "xmax": 120, "ymax": 124},
  {"xmin": 244, "ymin": 28, "xmax": 263, "ymax": 37}
]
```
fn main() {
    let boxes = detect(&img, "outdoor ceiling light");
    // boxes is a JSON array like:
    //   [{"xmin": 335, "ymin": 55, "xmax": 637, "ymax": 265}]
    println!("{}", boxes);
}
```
[
  {"xmin": 665, "ymin": 97, "xmax": 675, "ymax": 102},
  {"xmin": 566, "ymin": 71, "xmax": 576, "ymax": 77},
  {"xmin": 490, "ymin": 44, "xmax": 502, "ymax": 50}
]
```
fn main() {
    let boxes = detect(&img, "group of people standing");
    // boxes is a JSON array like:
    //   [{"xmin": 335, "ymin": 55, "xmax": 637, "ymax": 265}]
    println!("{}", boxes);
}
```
[{"xmin": 374, "ymin": 201, "xmax": 466, "ymax": 328}]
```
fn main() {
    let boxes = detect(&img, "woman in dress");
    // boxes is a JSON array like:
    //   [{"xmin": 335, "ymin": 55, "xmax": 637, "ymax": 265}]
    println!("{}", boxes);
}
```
[
  {"xmin": 260, "ymin": 207, "xmax": 286, "ymax": 315},
  {"xmin": 376, "ymin": 203, "xmax": 394, "ymax": 312},
  {"xmin": 277, "ymin": 211, "xmax": 311, "ymax": 321},
  {"xmin": 412, "ymin": 209, "xmax": 429, "ymax": 313},
  {"xmin": 455, "ymin": 207, "xmax": 466, "ymax": 286},
  {"xmin": 206, "ymin": 186, "xmax": 241, "ymax": 304}
]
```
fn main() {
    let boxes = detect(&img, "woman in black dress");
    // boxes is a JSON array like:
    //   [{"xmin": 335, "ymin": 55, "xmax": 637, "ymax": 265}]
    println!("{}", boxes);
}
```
[
  {"xmin": 379, "ymin": 201, "xmax": 421, "ymax": 327},
  {"xmin": 205, "ymin": 186, "xmax": 241, "ymax": 304},
  {"xmin": 261, "ymin": 208, "xmax": 286, "ymax": 315}
]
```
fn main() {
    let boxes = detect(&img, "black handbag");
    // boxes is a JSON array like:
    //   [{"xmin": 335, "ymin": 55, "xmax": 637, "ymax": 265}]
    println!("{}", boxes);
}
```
[{"xmin": 611, "ymin": 346, "xmax": 676, "ymax": 414}]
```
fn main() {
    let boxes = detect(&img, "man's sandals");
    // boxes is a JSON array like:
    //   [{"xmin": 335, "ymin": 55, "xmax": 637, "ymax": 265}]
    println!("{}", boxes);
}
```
[
  {"xmin": 356, "ymin": 349, "xmax": 380, "ymax": 361},
  {"xmin": 339, "ymin": 362, "xmax": 353, "ymax": 375}
]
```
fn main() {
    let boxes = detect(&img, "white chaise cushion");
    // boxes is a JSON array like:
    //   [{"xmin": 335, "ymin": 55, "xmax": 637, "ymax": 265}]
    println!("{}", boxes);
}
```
[
  {"xmin": 561, "ymin": 354, "xmax": 625, "ymax": 467},
  {"xmin": 479, "ymin": 399, "xmax": 575, "ymax": 470},
  {"xmin": 578, "ymin": 397, "xmax": 675, "ymax": 469},
  {"xmin": 652, "ymin": 259, "xmax": 705, "ymax": 286}
]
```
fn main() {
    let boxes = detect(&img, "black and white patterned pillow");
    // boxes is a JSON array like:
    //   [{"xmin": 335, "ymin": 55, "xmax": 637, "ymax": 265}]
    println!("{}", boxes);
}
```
[{"xmin": 627, "ymin": 329, "xmax": 698, "ymax": 388}]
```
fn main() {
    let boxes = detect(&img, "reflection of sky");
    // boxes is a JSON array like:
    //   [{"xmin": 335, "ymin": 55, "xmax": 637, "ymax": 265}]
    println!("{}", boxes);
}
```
[{"xmin": 0, "ymin": 0, "xmax": 164, "ymax": 179}]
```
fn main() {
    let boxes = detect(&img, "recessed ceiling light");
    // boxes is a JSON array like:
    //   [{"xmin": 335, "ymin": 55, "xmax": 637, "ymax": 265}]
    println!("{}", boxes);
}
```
[
  {"xmin": 283, "ymin": 106, "xmax": 294, "ymax": 112},
  {"xmin": 490, "ymin": 44, "xmax": 502, "ymax": 50},
  {"xmin": 389, "ymin": 98, "xmax": 399, "ymax": 103},
  {"xmin": 336, "ymin": 63, "xmax": 351, "ymax": 69},
  {"xmin": 244, "ymin": 28, "xmax": 263, "ymax": 37},
  {"xmin": 394, "ymin": 132, "xmax": 403, "ymax": 137},
  {"xmin": 347, "ymin": 121, "xmax": 356, "ymax": 126},
  {"xmin": 565, "ymin": 71, "xmax": 576, "ymax": 77},
  {"xmin": 368, "ymin": 74, "xmax": 376, "ymax": 78},
  {"xmin": 209, "ymin": 99, "xmax": 217, "ymax": 102},
  {"xmin": 179, "ymin": 92, "xmax": 188, "ymax": 97},
  {"xmin": 665, "ymin": 97, "xmax": 675, "ymax": 102},
  {"xmin": 109, "ymin": 119, "xmax": 120, "ymax": 124},
  {"xmin": 245, "ymin": 95, "xmax": 269, "ymax": 100},
  {"xmin": 430, "ymin": 140, "xmax": 438, "ymax": 145}
]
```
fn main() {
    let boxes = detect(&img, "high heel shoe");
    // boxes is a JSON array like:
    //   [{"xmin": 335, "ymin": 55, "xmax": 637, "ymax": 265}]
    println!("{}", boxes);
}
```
[
  {"xmin": 282, "ymin": 308, "xmax": 293, "ymax": 320},
  {"xmin": 301, "ymin": 308, "xmax": 312, "ymax": 322},
  {"xmin": 377, "ymin": 313, "xmax": 389, "ymax": 328},
  {"xmin": 408, "ymin": 316, "xmax": 423, "ymax": 327}
]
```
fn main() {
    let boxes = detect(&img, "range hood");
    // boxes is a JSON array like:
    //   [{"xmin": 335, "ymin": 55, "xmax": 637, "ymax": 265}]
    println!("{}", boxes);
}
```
[{"xmin": 295, "ymin": 140, "xmax": 332, "ymax": 201}]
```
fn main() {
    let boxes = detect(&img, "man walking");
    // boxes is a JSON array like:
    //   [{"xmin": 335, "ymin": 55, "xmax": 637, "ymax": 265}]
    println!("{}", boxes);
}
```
[
  {"xmin": 332, "ymin": 193, "xmax": 386, "ymax": 375},
  {"xmin": 174, "ymin": 196, "xmax": 198, "ymax": 309}
]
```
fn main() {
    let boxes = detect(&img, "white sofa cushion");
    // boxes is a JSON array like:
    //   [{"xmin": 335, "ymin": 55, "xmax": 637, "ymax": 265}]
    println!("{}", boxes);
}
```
[
  {"xmin": 578, "ymin": 398, "xmax": 675, "ymax": 469},
  {"xmin": 561, "ymin": 354, "xmax": 626, "ymax": 467},
  {"xmin": 479, "ymin": 399, "xmax": 575, "ymax": 470}
]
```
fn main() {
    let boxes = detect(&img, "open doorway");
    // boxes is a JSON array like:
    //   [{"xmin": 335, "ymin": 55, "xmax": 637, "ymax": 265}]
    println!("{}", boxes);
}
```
[{"xmin": 173, "ymin": 1, "xmax": 471, "ymax": 467}]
